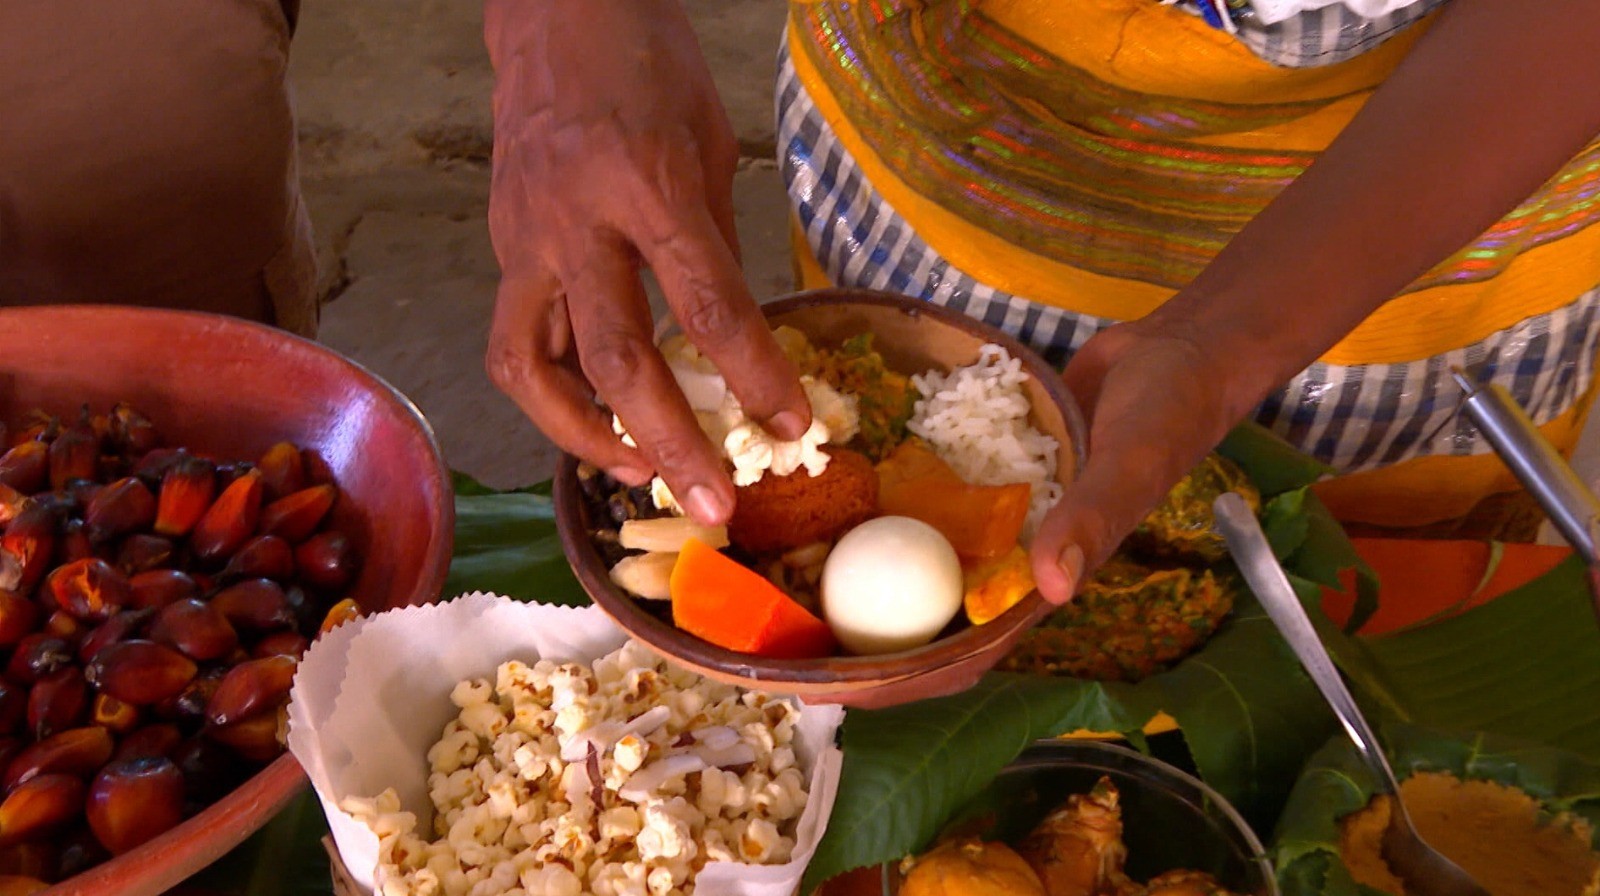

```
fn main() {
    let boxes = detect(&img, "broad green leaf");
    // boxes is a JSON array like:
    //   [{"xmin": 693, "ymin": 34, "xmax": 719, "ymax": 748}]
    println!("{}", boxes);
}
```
[
  {"xmin": 1216, "ymin": 423, "xmax": 1333, "ymax": 498},
  {"xmin": 1284, "ymin": 490, "xmax": 1380, "ymax": 633},
  {"xmin": 1261, "ymin": 488, "xmax": 1311, "ymax": 560},
  {"xmin": 443, "ymin": 490, "xmax": 588, "ymax": 605},
  {"xmin": 183, "ymin": 789, "xmax": 334, "ymax": 896},
  {"xmin": 1272, "ymin": 723, "xmax": 1600, "ymax": 895},
  {"xmin": 802, "ymin": 674, "xmax": 1166, "ymax": 892},
  {"xmin": 1352, "ymin": 556, "xmax": 1600, "ymax": 759}
]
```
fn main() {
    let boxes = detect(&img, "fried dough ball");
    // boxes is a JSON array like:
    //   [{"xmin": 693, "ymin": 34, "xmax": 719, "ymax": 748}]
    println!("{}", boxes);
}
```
[{"xmin": 728, "ymin": 447, "xmax": 877, "ymax": 554}]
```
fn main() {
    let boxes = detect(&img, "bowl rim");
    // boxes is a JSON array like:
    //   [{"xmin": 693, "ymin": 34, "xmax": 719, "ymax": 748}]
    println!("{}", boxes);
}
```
[
  {"xmin": 555, "ymin": 287, "xmax": 1089, "ymax": 685},
  {"xmin": 882, "ymin": 739, "xmax": 1280, "ymax": 896},
  {"xmin": 6, "ymin": 304, "xmax": 457, "ymax": 896}
]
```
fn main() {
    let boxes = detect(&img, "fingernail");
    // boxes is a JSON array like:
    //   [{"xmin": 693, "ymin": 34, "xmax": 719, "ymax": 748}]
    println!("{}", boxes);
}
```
[
  {"xmin": 1058, "ymin": 544, "xmax": 1084, "ymax": 586},
  {"xmin": 683, "ymin": 485, "xmax": 730, "ymax": 525},
  {"xmin": 770, "ymin": 410, "xmax": 807, "ymax": 441}
]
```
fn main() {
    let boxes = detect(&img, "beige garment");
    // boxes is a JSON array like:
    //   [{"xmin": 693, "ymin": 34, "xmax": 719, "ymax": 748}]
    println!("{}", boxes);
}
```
[{"xmin": 0, "ymin": 0, "xmax": 318, "ymax": 337}]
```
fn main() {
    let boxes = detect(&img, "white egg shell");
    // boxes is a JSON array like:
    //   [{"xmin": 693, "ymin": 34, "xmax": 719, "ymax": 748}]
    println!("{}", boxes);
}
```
[{"xmin": 820, "ymin": 516, "xmax": 964, "ymax": 655}]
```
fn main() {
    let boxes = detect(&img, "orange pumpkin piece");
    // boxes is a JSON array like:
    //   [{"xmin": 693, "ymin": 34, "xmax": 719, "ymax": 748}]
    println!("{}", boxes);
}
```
[
  {"xmin": 670, "ymin": 538, "xmax": 836, "ymax": 659},
  {"xmin": 876, "ymin": 440, "xmax": 1031, "ymax": 561},
  {"xmin": 963, "ymin": 546, "xmax": 1035, "ymax": 625}
]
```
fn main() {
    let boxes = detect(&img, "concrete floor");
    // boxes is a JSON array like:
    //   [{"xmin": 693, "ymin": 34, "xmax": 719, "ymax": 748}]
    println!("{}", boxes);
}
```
[
  {"xmin": 292, "ymin": 0, "xmax": 1600, "ymax": 520},
  {"xmin": 295, "ymin": 0, "xmax": 793, "ymax": 489}
]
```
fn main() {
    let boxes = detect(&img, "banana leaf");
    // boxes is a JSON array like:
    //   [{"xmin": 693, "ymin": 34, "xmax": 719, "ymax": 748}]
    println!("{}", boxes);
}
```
[
  {"xmin": 441, "ymin": 473, "xmax": 587, "ymax": 605},
  {"xmin": 1272, "ymin": 721, "xmax": 1600, "ymax": 895}
]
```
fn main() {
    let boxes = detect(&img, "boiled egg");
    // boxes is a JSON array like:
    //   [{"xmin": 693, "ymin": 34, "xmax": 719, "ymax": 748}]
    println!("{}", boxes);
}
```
[{"xmin": 820, "ymin": 516, "xmax": 964, "ymax": 655}]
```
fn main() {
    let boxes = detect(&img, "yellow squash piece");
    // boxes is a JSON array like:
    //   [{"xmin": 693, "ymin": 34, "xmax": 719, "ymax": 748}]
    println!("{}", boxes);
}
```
[
  {"xmin": 962, "ymin": 546, "xmax": 1035, "ymax": 625},
  {"xmin": 901, "ymin": 838, "xmax": 1047, "ymax": 896}
]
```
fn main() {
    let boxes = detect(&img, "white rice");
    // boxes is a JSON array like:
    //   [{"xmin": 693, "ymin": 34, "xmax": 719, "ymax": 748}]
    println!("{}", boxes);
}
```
[{"xmin": 907, "ymin": 344, "xmax": 1063, "ymax": 542}]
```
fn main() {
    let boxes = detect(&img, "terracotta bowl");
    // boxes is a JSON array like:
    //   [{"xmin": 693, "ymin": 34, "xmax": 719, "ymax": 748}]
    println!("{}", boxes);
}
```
[
  {"xmin": 0, "ymin": 306, "xmax": 454, "ymax": 896},
  {"xmin": 555, "ymin": 288, "xmax": 1087, "ymax": 700}
]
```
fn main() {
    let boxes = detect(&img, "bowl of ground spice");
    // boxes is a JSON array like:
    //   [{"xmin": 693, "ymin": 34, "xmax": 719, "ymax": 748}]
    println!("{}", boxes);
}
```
[{"xmin": 1271, "ymin": 723, "xmax": 1600, "ymax": 896}]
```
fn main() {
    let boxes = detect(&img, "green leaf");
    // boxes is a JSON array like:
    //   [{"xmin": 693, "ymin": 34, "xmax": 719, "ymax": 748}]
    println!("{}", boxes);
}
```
[
  {"xmin": 1215, "ymin": 422, "xmax": 1333, "ymax": 498},
  {"xmin": 1261, "ymin": 488, "xmax": 1311, "ymax": 560},
  {"xmin": 443, "ymin": 490, "xmax": 588, "ymax": 605},
  {"xmin": 1272, "ymin": 722, "xmax": 1600, "ymax": 894},
  {"xmin": 184, "ymin": 789, "xmax": 334, "ymax": 896},
  {"xmin": 1283, "ymin": 490, "xmax": 1380, "ymax": 634},
  {"xmin": 803, "ymin": 674, "xmax": 1167, "ymax": 891},
  {"xmin": 1345, "ymin": 556, "xmax": 1600, "ymax": 759}
]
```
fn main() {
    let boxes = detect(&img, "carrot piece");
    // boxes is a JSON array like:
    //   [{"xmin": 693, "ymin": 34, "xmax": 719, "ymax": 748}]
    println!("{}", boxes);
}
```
[
  {"xmin": 875, "ymin": 440, "xmax": 1031, "ymax": 560},
  {"xmin": 670, "ymin": 538, "xmax": 835, "ymax": 659}
]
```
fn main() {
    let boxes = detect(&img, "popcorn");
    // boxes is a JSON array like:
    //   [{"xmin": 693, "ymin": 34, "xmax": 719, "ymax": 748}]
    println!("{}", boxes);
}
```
[{"xmin": 350, "ymin": 640, "xmax": 810, "ymax": 896}]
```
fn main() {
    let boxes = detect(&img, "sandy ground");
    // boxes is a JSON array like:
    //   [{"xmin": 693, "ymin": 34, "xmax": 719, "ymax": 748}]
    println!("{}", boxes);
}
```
[
  {"xmin": 290, "ymin": 0, "xmax": 1600, "ymax": 517},
  {"xmin": 294, "ymin": 0, "xmax": 793, "ymax": 489}
]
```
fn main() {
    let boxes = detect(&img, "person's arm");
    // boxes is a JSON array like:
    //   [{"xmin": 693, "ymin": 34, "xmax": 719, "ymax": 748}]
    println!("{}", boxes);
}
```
[
  {"xmin": 1031, "ymin": 0, "xmax": 1600, "ymax": 603},
  {"xmin": 482, "ymin": 0, "xmax": 811, "ymax": 527}
]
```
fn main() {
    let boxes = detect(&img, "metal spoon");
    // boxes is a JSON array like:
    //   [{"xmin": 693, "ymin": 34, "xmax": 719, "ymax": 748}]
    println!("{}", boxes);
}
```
[{"xmin": 1212, "ymin": 492, "xmax": 1490, "ymax": 896}]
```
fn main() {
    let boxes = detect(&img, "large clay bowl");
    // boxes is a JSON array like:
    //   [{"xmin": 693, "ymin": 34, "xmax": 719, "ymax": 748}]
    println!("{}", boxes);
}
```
[
  {"xmin": 0, "ymin": 306, "xmax": 454, "ymax": 896},
  {"xmin": 556, "ymin": 288, "xmax": 1086, "ymax": 701}
]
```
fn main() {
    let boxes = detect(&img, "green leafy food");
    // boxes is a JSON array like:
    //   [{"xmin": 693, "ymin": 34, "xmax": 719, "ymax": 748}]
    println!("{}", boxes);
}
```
[
  {"xmin": 1215, "ymin": 423, "xmax": 1333, "ymax": 498},
  {"xmin": 1273, "ymin": 722, "xmax": 1600, "ymax": 895}
]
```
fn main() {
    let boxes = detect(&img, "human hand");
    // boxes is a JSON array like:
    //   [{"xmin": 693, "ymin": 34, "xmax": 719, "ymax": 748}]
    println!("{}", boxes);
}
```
[
  {"xmin": 1030, "ymin": 319, "xmax": 1257, "ymax": 605},
  {"xmin": 483, "ymin": 0, "xmax": 810, "ymax": 526}
]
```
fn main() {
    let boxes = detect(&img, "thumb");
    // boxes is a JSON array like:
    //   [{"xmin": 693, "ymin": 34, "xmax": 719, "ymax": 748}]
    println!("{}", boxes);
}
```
[{"xmin": 1029, "ymin": 482, "xmax": 1122, "ymax": 606}]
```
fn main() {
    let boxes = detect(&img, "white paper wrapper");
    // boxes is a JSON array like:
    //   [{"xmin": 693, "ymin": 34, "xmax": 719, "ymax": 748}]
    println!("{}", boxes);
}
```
[{"xmin": 286, "ymin": 593, "xmax": 846, "ymax": 896}]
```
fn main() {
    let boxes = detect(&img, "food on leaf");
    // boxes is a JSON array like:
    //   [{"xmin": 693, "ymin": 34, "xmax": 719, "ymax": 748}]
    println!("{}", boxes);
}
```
[
  {"xmin": 1338, "ymin": 771, "xmax": 1600, "ymax": 896},
  {"xmin": 963, "ymin": 546, "xmax": 1035, "ymax": 625},
  {"xmin": 1127, "ymin": 454, "xmax": 1258, "ymax": 566},
  {"xmin": 671, "ymin": 538, "xmax": 835, "ymax": 658},
  {"xmin": 999, "ymin": 558, "xmax": 1235, "ymax": 682},
  {"xmin": 618, "ymin": 517, "xmax": 728, "ymax": 553},
  {"xmin": 821, "ymin": 516, "xmax": 963, "ymax": 655},
  {"xmin": 877, "ymin": 439, "xmax": 1031, "ymax": 561},
  {"xmin": 901, "ymin": 838, "xmax": 1047, "ymax": 896},
  {"xmin": 728, "ymin": 446, "xmax": 878, "ymax": 554}
]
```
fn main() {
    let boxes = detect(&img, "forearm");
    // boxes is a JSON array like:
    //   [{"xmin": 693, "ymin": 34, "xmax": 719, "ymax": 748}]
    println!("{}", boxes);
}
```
[{"xmin": 1151, "ymin": 0, "xmax": 1600, "ymax": 422}]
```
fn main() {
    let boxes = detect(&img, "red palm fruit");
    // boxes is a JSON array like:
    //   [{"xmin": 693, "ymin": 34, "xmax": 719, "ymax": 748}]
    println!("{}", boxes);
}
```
[
  {"xmin": 3, "ymin": 727, "xmax": 114, "ymax": 790},
  {"xmin": 0, "ymin": 486, "xmax": 27, "ymax": 530},
  {"xmin": 205, "ymin": 711, "xmax": 282, "ymax": 764},
  {"xmin": 206, "ymin": 656, "xmax": 297, "ymax": 727},
  {"xmin": 149, "ymin": 599, "xmax": 238, "ymax": 662},
  {"xmin": 300, "ymin": 448, "xmax": 335, "ymax": 486},
  {"xmin": 4, "ymin": 637, "xmax": 71, "ymax": 686},
  {"xmin": 126, "ymin": 569, "xmax": 199, "ymax": 610},
  {"xmin": 256, "ymin": 442, "xmax": 305, "ymax": 503},
  {"xmin": 76, "ymin": 609, "xmax": 152, "ymax": 664},
  {"xmin": 252, "ymin": 631, "xmax": 310, "ymax": 660},
  {"xmin": 47, "ymin": 558, "xmax": 129, "ymax": 624},
  {"xmin": 46, "ymin": 425, "xmax": 97, "ymax": 491},
  {"xmin": 26, "ymin": 668, "xmax": 88, "ymax": 741},
  {"xmin": 0, "ymin": 505, "xmax": 56, "ymax": 596},
  {"xmin": 220, "ymin": 535, "xmax": 295, "ymax": 583},
  {"xmin": 108, "ymin": 403, "xmax": 161, "ymax": 456},
  {"xmin": 319, "ymin": 598, "xmax": 363, "ymax": 635},
  {"xmin": 115, "ymin": 533, "xmax": 174, "ymax": 574},
  {"xmin": 40, "ymin": 611, "xmax": 83, "ymax": 644},
  {"xmin": 156, "ymin": 667, "xmax": 225, "ymax": 724},
  {"xmin": 54, "ymin": 519, "xmax": 91, "ymax": 566},
  {"xmin": 293, "ymin": 531, "xmax": 360, "ymax": 593},
  {"xmin": 188, "ymin": 469, "xmax": 262, "ymax": 563},
  {"xmin": 87, "ymin": 757, "xmax": 185, "ymax": 855},
  {"xmin": 132, "ymin": 447, "xmax": 185, "ymax": 483},
  {"xmin": 0, "ymin": 774, "xmax": 85, "ymax": 848},
  {"xmin": 113, "ymin": 724, "xmax": 181, "ymax": 763},
  {"xmin": 84, "ymin": 641, "xmax": 196, "ymax": 706},
  {"xmin": 153, "ymin": 456, "xmax": 216, "ymax": 538},
  {"xmin": 0, "ymin": 596, "xmax": 37, "ymax": 648},
  {"xmin": 83, "ymin": 477, "xmax": 156, "ymax": 543},
  {"xmin": 0, "ymin": 686, "xmax": 23, "ymax": 737},
  {"xmin": 209, "ymin": 579, "xmax": 295, "ymax": 632},
  {"xmin": 0, "ymin": 840, "xmax": 52, "ymax": 881},
  {"xmin": 89, "ymin": 694, "xmax": 139, "ymax": 735},
  {"xmin": 255, "ymin": 484, "xmax": 336, "ymax": 545},
  {"xmin": 0, "ymin": 443, "xmax": 47, "ymax": 495},
  {"xmin": 0, "ymin": 874, "xmax": 49, "ymax": 895}
]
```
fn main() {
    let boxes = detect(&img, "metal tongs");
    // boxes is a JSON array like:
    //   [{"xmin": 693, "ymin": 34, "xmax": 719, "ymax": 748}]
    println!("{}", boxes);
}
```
[{"xmin": 1451, "ymin": 369, "xmax": 1600, "ymax": 627}]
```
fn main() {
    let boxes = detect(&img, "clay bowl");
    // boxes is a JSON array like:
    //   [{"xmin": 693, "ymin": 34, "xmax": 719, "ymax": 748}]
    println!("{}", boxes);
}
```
[
  {"xmin": 0, "ymin": 306, "xmax": 454, "ymax": 896},
  {"xmin": 555, "ymin": 288, "xmax": 1086, "ymax": 701}
]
